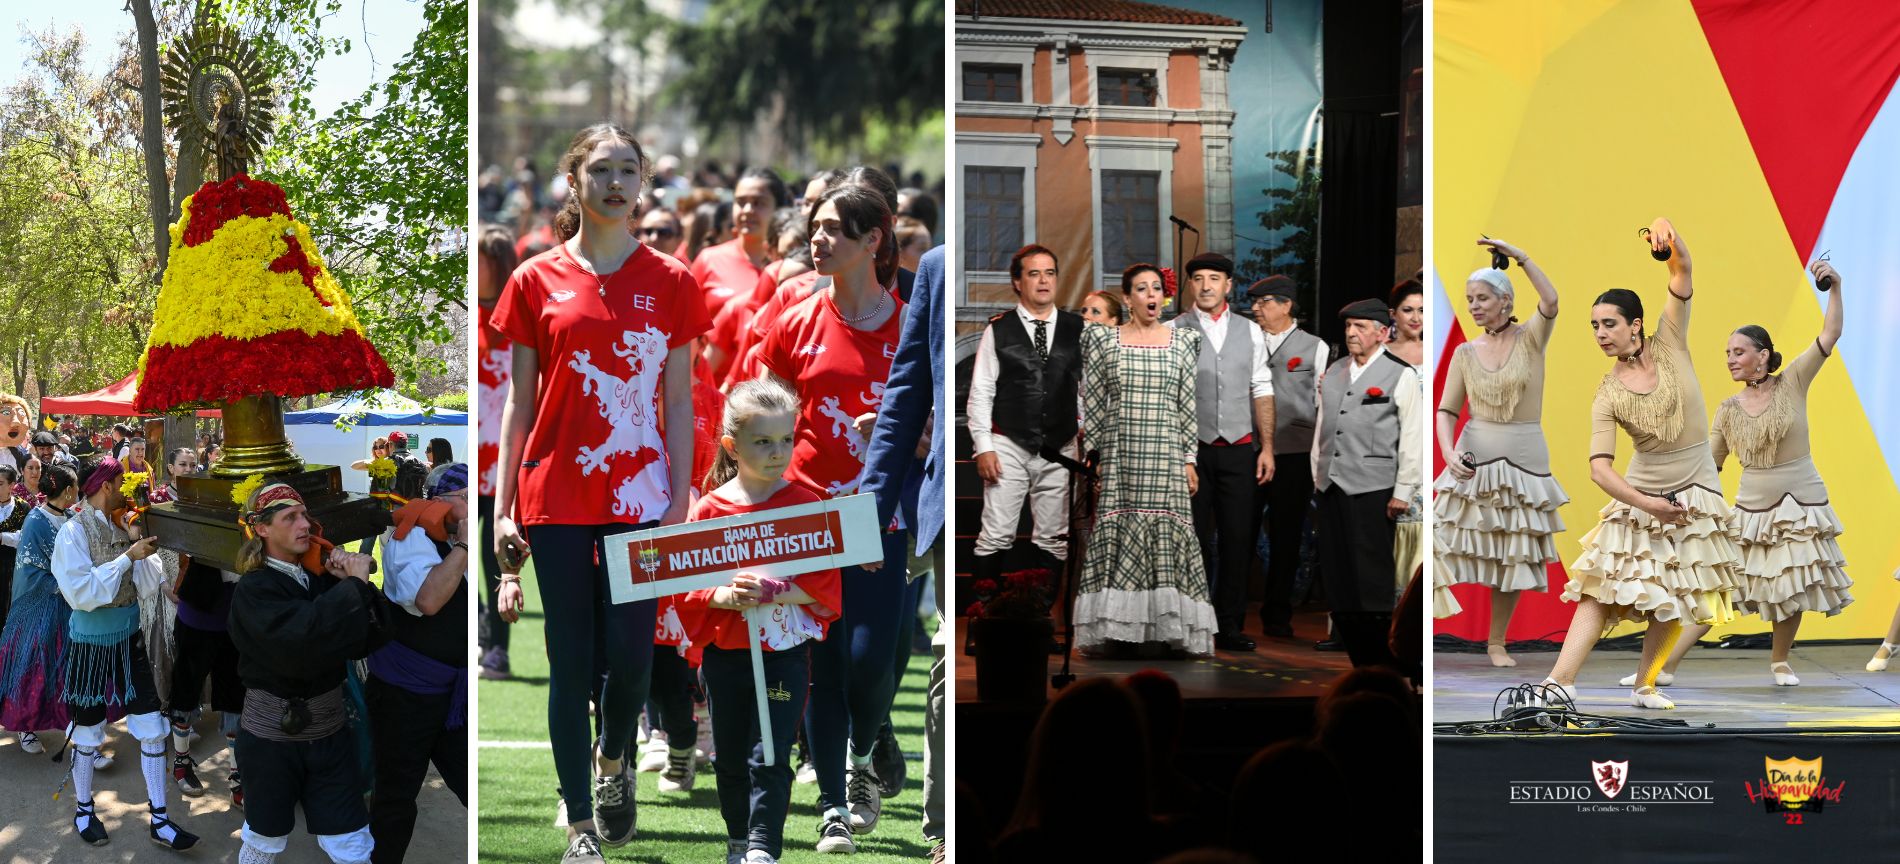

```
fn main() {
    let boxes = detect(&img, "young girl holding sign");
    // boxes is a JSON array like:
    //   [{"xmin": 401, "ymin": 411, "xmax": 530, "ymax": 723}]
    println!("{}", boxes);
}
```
[{"xmin": 679, "ymin": 378, "xmax": 842, "ymax": 864}]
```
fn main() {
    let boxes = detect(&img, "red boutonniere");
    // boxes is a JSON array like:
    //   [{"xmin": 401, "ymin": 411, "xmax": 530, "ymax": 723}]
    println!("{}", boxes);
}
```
[
  {"xmin": 1288, "ymin": 357, "xmax": 1303, "ymax": 371},
  {"xmin": 1366, "ymin": 387, "xmax": 1385, "ymax": 398},
  {"xmin": 1159, "ymin": 267, "xmax": 1178, "ymax": 297}
]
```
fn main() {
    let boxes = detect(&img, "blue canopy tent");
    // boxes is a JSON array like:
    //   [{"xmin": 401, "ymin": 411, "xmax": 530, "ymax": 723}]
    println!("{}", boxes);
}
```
[{"xmin": 283, "ymin": 390, "xmax": 467, "ymax": 494}]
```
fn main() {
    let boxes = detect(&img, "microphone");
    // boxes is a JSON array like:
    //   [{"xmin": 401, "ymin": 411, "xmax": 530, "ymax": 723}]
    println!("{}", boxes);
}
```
[{"xmin": 1168, "ymin": 215, "xmax": 1199, "ymax": 233}]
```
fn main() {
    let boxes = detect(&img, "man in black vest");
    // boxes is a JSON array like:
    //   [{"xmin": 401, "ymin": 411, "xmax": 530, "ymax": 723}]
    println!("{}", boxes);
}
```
[
  {"xmin": 1172, "ymin": 253, "xmax": 1276, "ymax": 653},
  {"xmin": 367, "ymin": 463, "xmax": 469, "ymax": 863},
  {"xmin": 1311, "ymin": 299, "xmax": 1421, "ymax": 669},
  {"xmin": 966, "ymin": 244, "xmax": 1083, "ymax": 589},
  {"xmin": 1247, "ymin": 276, "xmax": 1329, "ymax": 638}
]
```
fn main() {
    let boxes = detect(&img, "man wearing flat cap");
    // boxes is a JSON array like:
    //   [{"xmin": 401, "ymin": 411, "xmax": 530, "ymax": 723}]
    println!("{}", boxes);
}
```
[
  {"xmin": 1246, "ymin": 275, "xmax": 1328, "ymax": 638},
  {"xmin": 1169, "ymin": 252, "xmax": 1275, "ymax": 653},
  {"xmin": 1311, "ymin": 298, "xmax": 1421, "ymax": 669}
]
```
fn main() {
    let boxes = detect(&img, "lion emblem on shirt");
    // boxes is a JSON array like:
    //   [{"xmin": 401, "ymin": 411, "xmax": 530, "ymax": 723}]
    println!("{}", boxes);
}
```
[{"xmin": 570, "ymin": 326, "xmax": 671, "ymax": 518}]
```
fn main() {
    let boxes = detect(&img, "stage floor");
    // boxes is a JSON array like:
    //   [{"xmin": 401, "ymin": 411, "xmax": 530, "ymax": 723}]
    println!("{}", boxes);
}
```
[
  {"xmin": 955, "ymin": 608, "xmax": 1353, "ymax": 703},
  {"xmin": 1434, "ymin": 643, "xmax": 1900, "ymax": 730}
]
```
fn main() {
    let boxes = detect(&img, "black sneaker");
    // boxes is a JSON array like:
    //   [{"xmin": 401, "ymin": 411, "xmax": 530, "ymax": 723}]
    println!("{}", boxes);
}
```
[
  {"xmin": 173, "ymin": 754, "xmax": 205, "ymax": 797},
  {"xmin": 592, "ymin": 768, "xmax": 637, "ymax": 846},
  {"xmin": 148, "ymin": 808, "xmax": 200, "ymax": 851},
  {"xmin": 563, "ymin": 830, "xmax": 606, "ymax": 863},
  {"xmin": 871, "ymin": 723, "xmax": 906, "ymax": 798},
  {"xmin": 815, "ymin": 810, "xmax": 856, "ymax": 854},
  {"xmin": 74, "ymin": 800, "xmax": 108, "ymax": 846}
]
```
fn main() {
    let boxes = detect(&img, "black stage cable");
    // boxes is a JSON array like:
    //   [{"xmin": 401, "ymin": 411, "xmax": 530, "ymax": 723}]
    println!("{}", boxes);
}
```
[
  {"xmin": 1435, "ymin": 633, "xmax": 1888, "ymax": 654},
  {"xmin": 1431, "ymin": 684, "xmax": 1900, "ymax": 736}
]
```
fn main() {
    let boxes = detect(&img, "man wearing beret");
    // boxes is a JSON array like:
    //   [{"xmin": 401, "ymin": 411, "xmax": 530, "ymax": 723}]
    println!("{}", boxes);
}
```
[
  {"xmin": 1169, "ymin": 252, "xmax": 1275, "ymax": 653},
  {"xmin": 1311, "ymin": 298, "xmax": 1421, "ymax": 669},
  {"xmin": 1247, "ymin": 275, "xmax": 1328, "ymax": 639}
]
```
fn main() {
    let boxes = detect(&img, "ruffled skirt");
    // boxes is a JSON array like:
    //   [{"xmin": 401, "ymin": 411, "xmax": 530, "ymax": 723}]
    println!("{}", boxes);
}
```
[
  {"xmin": 0, "ymin": 588, "xmax": 72, "ymax": 732},
  {"xmin": 1432, "ymin": 420, "xmax": 1568, "ymax": 594},
  {"xmin": 1563, "ymin": 446, "xmax": 1743, "ymax": 627},
  {"xmin": 1729, "ymin": 457, "xmax": 1851, "ymax": 620},
  {"xmin": 1073, "ymin": 508, "xmax": 1216, "ymax": 655}
]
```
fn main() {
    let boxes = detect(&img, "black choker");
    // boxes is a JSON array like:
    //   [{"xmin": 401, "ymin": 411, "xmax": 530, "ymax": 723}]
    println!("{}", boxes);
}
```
[
  {"xmin": 1617, "ymin": 337, "xmax": 1646, "ymax": 363},
  {"xmin": 1745, "ymin": 373, "xmax": 1771, "ymax": 387}
]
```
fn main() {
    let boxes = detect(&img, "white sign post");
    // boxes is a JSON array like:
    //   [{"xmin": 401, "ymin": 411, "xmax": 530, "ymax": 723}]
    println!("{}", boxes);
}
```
[{"xmin": 607, "ymin": 492, "xmax": 883, "ymax": 764}]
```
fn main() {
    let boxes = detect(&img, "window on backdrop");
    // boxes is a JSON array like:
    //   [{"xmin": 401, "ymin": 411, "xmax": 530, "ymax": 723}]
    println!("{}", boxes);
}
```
[{"xmin": 965, "ymin": 166, "xmax": 1025, "ymax": 272}]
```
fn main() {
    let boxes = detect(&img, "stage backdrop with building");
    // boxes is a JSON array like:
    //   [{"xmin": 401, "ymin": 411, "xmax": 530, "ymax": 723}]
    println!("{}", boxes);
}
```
[
  {"xmin": 952, "ymin": 0, "xmax": 1325, "ymax": 338},
  {"xmin": 1431, "ymin": 0, "xmax": 1900, "ymax": 643}
]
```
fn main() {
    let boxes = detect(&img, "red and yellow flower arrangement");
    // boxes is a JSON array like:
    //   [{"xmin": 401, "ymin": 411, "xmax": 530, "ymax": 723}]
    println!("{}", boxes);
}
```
[{"xmin": 134, "ymin": 174, "xmax": 392, "ymax": 412}]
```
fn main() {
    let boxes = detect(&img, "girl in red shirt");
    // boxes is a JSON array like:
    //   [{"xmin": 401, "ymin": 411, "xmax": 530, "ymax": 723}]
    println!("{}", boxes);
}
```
[
  {"xmin": 491, "ymin": 123, "xmax": 708, "ymax": 861},
  {"xmin": 677, "ymin": 378, "xmax": 840, "ymax": 864},
  {"xmin": 758, "ymin": 178, "xmax": 910, "ymax": 852}
]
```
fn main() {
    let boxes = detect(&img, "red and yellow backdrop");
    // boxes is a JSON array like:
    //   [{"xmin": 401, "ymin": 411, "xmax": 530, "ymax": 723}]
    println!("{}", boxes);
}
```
[{"xmin": 1432, "ymin": 0, "xmax": 1900, "ymax": 641}]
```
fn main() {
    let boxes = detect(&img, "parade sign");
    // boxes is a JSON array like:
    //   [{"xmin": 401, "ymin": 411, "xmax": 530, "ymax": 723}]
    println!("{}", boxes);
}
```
[
  {"xmin": 604, "ymin": 492, "xmax": 884, "ymax": 765},
  {"xmin": 606, "ymin": 492, "xmax": 882, "ymax": 605}
]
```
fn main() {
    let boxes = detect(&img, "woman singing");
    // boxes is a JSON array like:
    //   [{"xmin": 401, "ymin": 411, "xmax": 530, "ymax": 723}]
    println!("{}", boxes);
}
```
[{"xmin": 1071, "ymin": 263, "xmax": 1217, "ymax": 657}]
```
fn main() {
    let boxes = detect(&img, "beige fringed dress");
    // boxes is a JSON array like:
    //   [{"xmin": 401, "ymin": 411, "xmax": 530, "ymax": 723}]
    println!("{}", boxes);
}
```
[
  {"xmin": 1563, "ymin": 292, "xmax": 1742, "ymax": 626},
  {"xmin": 1710, "ymin": 342, "xmax": 1852, "ymax": 620},
  {"xmin": 1430, "ymin": 309, "xmax": 1570, "ymax": 618}
]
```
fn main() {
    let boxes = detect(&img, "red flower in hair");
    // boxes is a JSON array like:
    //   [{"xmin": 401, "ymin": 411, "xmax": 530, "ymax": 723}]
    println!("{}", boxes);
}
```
[
  {"xmin": 1366, "ymin": 387, "xmax": 1385, "ymax": 398},
  {"xmin": 1288, "ymin": 357, "xmax": 1303, "ymax": 371},
  {"xmin": 1159, "ymin": 267, "xmax": 1177, "ymax": 297}
]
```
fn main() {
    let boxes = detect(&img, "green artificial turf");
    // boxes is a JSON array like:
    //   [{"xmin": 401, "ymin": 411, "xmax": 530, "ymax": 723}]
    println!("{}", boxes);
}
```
[{"xmin": 477, "ymin": 561, "xmax": 936, "ymax": 863}]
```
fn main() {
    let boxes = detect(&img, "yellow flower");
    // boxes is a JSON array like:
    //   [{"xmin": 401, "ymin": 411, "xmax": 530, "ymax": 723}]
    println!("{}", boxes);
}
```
[
  {"xmin": 230, "ymin": 473, "xmax": 267, "ymax": 508},
  {"xmin": 366, "ymin": 457, "xmax": 398, "ymax": 481},
  {"xmin": 119, "ymin": 472, "xmax": 149, "ymax": 500}
]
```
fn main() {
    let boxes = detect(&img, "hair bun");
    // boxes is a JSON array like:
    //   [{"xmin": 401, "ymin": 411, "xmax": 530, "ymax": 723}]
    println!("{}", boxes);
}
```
[{"xmin": 1768, "ymin": 351, "xmax": 1783, "ymax": 373}]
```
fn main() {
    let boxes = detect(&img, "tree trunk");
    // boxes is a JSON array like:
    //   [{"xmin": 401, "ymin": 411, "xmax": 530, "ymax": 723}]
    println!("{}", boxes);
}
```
[{"xmin": 129, "ymin": 0, "xmax": 173, "ymax": 280}]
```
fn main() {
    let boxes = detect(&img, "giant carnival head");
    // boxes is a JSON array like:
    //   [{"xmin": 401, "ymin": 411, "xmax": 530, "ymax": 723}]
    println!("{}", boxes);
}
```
[{"xmin": 0, "ymin": 395, "xmax": 31, "ymax": 449}]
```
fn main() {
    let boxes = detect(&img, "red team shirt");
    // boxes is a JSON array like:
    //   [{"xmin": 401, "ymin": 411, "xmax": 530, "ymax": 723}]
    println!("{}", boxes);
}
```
[
  {"xmin": 759, "ymin": 289, "xmax": 905, "ymax": 497},
  {"xmin": 687, "ymin": 238, "xmax": 763, "ymax": 321},
  {"xmin": 493, "ymin": 242, "xmax": 712, "ymax": 525},
  {"xmin": 731, "ymin": 269, "xmax": 823, "ymax": 384},
  {"xmin": 476, "ymin": 304, "xmax": 511, "ymax": 496},
  {"xmin": 677, "ymin": 481, "xmax": 843, "ymax": 662}
]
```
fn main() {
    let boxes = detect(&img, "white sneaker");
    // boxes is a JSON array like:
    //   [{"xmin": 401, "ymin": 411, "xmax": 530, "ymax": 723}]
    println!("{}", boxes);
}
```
[
  {"xmin": 18, "ymin": 732, "xmax": 43, "ymax": 754},
  {"xmin": 795, "ymin": 748, "xmax": 817, "ymax": 785},
  {"xmin": 696, "ymin": 722, "xmax": 715, "ymax": 767},
  {"xmin": 1618, "ymin": 671, "xmax": 1675, "ymax": 687},
  {"xmin": 562, "ymin": 830, "xmax": 606, "ymax": 864},
  {"xmin": 744, "ymin": 850, "xmax": 779, "ymax": 864},
  {"xmin": 636, "ymin": 733, "xmax": 669, "ymax": 773},
  {"xmin": 636, "ymin": 712, "xmax": 651, "ymax": 747},
  {"xmin": 553, "ymin": 797, "xmax": 568, "ymax": 828},
  {"xmin": 657, "ymin": 746, "xmax": 696, "ymax": 793}
]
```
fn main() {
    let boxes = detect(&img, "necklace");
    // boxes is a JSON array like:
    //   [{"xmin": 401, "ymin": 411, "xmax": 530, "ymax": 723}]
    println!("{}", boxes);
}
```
[
  {"xmin": 1745, "ymin": 371, "xmax": 1772, "ymax": 387},
  {"xmin": 571, "ymin": 240, "xmax": 629, "ymax": 297},
  {"xmin": 832, "ymin": 287, "xmax": 888, "ymax": 326},
  {"xmin": 1618, "ymin": 336, "xmax": 1646, "ymax": 364}
]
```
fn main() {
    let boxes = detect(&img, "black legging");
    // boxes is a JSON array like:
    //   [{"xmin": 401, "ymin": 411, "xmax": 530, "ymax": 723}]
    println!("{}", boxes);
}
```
[
  {"xmin": 525, "ymin": 522, "xmax": 656, "ymax": 825},
  {"xmin": 477, "ymin": 495, "xmax": 508, "ymax": 653}
]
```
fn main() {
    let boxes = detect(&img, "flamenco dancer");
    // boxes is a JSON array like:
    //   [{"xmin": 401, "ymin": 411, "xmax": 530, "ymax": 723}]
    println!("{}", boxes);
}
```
[
  {"xmin": 1536, "ymin": 218, "xmax": 1743, "ymax": 710},
  {"xmin": 1432, "ymin": 239, "xmax": 1568, "ymax": 666},
  {"xmin": 1633, "ymin": 260, "xmax": 1851, "ymax": 687}
]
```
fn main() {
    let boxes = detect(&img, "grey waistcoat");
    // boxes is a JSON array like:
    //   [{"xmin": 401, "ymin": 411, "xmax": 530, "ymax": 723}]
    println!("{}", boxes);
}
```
[
  {"xmin": 1266, "ymin": 327, "xmax": 1322, "ymax": 454},
  {"xmin": 1315, "ymin": 351, "xmax": 1408, "ymax": 495},
  {"xmin": 1173, "ymin": 312, "xmax": 1256, "ymax": 444}
]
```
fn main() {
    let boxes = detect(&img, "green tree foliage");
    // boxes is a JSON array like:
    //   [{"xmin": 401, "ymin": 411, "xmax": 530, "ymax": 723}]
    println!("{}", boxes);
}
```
[
  {"xmin": 547, "ymin": 0, "xmax": 943, "ymax": 157},
  {"xmin": 1242, "ymin": 144, "xmax": 1321, "ymax": 315},
  {"xmin": 0, "ymin": 25, "xmax": 162, "ymax": 403}
]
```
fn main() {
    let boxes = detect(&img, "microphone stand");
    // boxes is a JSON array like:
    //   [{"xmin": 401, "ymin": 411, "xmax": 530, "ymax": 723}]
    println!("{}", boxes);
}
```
[{"xmin": 1040, "ymin": 440, "xmax": 1097, "ymax": 690}]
